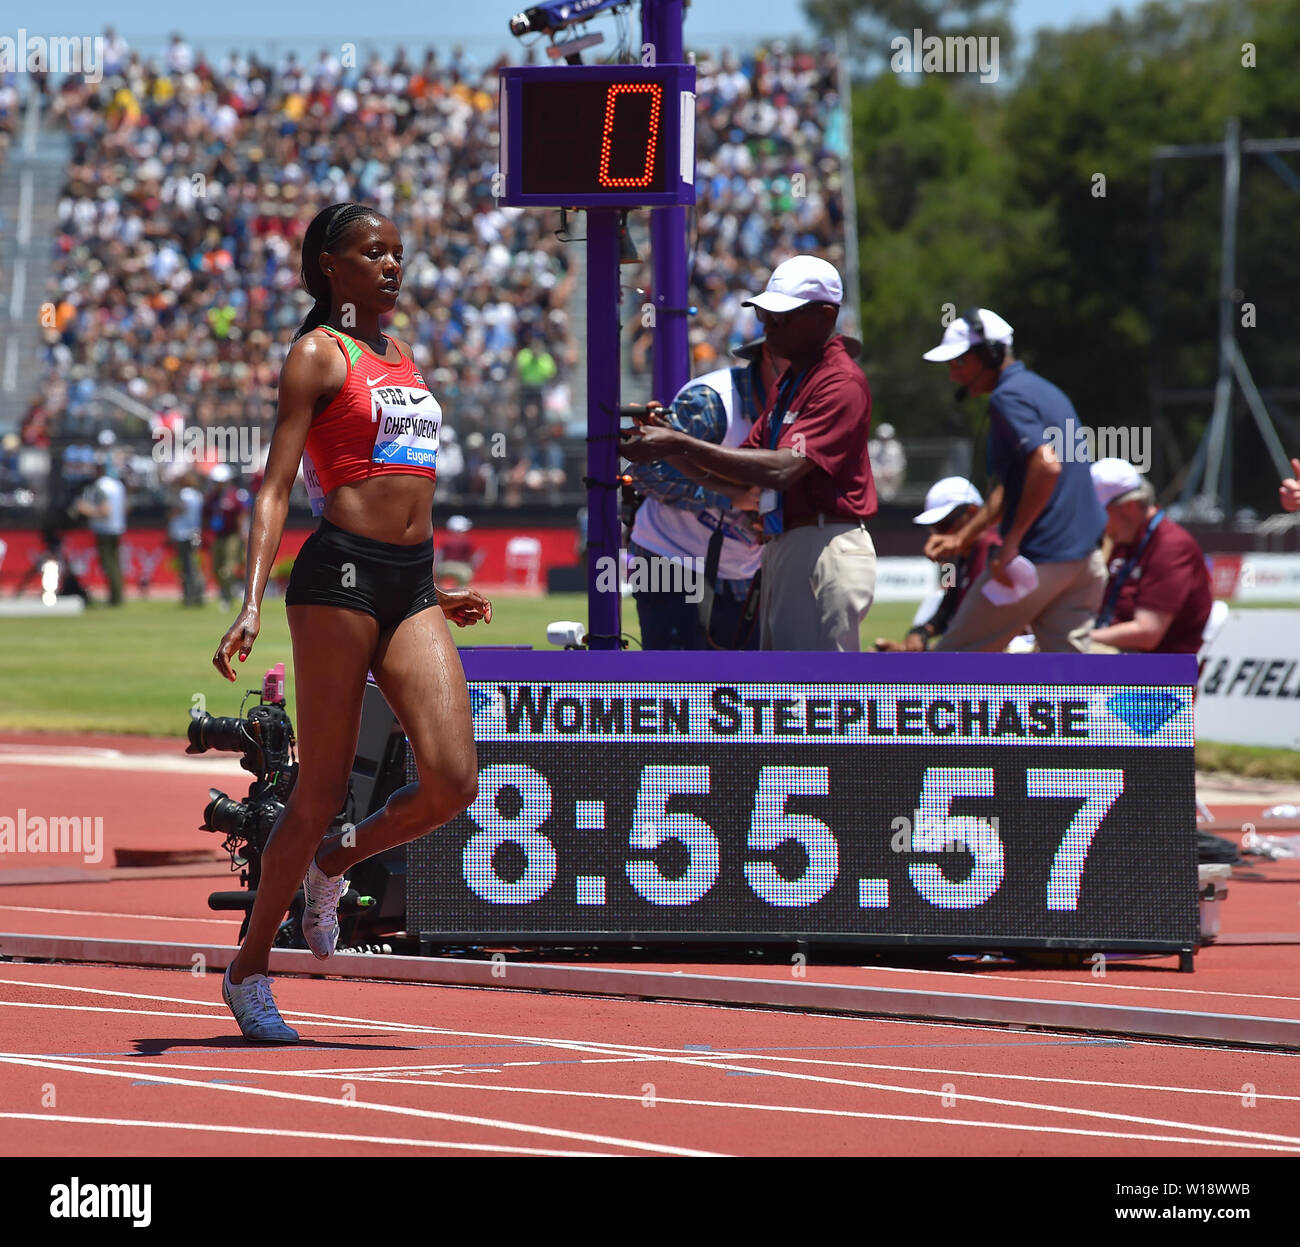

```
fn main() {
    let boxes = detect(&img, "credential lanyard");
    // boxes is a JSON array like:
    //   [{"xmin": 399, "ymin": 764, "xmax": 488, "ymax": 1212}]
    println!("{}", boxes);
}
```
[
  {"xmin": 761, "ymin": 367, "xmax": 810, "ymax": 539},
  {"xmin": 1097, "ymin": 509, "xmax": 1164, "ymax": 626},
  {"xmin": 767, "ymin": 368, "xmax": 809, "ymax": 450}
]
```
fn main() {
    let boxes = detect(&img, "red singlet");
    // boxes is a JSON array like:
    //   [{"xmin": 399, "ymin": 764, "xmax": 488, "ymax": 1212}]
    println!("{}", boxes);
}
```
[{"xmin": 301, "ymin": 325, "xmax": 441, "ymax": 513}]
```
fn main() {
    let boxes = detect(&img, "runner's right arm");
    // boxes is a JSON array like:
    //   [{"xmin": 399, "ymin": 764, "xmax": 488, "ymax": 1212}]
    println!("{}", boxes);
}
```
[{"xmin": 212, "ymin": 333, "xmax": 342, "ymax": 680}]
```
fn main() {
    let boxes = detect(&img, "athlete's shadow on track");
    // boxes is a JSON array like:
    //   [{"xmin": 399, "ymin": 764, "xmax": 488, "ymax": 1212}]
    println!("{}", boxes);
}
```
[{"xmin": 132, "ymin": 1037, "xmax": 424, "ymax": 1054}]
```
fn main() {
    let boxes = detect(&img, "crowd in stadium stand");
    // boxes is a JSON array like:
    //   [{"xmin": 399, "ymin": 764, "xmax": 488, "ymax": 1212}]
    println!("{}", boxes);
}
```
[
  {"xmin": 631, "ymin": 43, "xmax": 848, "ymax": 378},
  {"xmin": 13, "ymin": 32, "xmax": 848, "ymax": 513}
]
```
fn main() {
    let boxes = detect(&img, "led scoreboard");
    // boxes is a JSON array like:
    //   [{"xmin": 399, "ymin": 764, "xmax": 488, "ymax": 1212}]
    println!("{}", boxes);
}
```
[
  {"xmin": 407, "ymin": 652, "xmax": 1202, "ymax": 959},
  {"xmin": 497, "ymin": 64, "xmax": 697, "ymax": 207}
]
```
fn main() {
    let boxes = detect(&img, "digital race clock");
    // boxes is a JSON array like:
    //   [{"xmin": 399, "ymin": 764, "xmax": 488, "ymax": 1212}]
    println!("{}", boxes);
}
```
[
  {"xmin": 407, "ymin": 652, "xmax": 1201, "ymax": 958},
  {"xmin": 497, "ymin": 64, "xmax": 697, "ymax": 206}
]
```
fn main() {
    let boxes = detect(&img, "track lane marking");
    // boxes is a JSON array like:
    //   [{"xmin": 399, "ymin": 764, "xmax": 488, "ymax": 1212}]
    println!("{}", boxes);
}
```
[
  {"xmin": 29, "ymin": 1053, "xmax": 1300, "ymax": 1152},
  {"xmin": 5, "ymin": 1020, "xmax": 1294, "ymax": 1151},
  {"xmin": 6, "ymin": 1053, "xmax": 1295, "ymax": 1155},
  {"xmin": 0, "ymin": 1054, "xmax": 727, "ymax": 1158},
  {"xmin": 3, "ymin": 977, "xmax": 1295, "ymax": 1149},
  {"xmin": 0, "ymin": 1112, "xmax": 610, "ymax": 1155},
  {"xmin": 857, "ymin": 964, "xmax": 1300, "ymax": 1006},
  {"xmin": 0, "ymin": 906, "xmax": 237, "ymax": 926},
  {"xmin": 285, "ymin": 1053, "xmax": 1300, "ymax": 1103}
]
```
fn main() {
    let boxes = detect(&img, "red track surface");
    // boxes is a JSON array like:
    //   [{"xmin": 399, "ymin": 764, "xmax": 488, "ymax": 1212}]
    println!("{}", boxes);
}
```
[{"xmin": 2, "ymin": 732, "xmax": 1299, "ymax": 1156}]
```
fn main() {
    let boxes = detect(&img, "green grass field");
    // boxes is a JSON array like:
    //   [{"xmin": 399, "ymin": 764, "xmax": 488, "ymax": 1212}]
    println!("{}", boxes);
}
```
[
  {"xmin": 6, "ymin": 596, "xmax": 1297, "ymax": 777},
  {"xmin": 0, "ymin": 595, "xmax": 923, "ymax": 737}
]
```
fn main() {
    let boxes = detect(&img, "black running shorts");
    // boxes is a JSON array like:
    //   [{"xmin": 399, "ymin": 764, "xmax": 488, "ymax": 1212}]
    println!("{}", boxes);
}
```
[{"xmin": 284, "ymin": 518, "xmax": 438, "ymax": 629}]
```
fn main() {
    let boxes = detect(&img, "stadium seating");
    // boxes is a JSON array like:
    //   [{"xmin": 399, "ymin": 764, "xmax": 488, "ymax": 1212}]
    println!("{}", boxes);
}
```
[{"xmin": 14, "ymin": 35, "xmax": 849, "ymax": 517}]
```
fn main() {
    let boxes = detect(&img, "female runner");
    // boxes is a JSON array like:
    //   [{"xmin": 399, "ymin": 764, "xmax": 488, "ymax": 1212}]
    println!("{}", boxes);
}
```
[{"xmin": 212, "ymin": 201, "xmax": 491, "ymax": 1041}]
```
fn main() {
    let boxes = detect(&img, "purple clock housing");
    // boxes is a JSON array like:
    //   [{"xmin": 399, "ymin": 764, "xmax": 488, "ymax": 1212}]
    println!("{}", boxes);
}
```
[{"xmin": 498, "ymin": 64, "xmax": 697, "ymax": 207}]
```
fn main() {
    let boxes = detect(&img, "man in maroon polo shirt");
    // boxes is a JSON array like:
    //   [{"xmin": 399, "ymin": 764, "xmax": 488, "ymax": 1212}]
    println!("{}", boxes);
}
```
[
  {"xmin": 620, "ymin": 255, "xmax": 877, "ymax": 650},
  {"xmin": 1089, "ymin": 458, "xmax": 1212, "ymax": 654}
]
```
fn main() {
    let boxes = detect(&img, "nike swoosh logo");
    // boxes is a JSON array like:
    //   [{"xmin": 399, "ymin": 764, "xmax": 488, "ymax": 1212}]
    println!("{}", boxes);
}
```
[{"xmin": 365, "ymin": 374, "xmax": 384, "ymax": 386}]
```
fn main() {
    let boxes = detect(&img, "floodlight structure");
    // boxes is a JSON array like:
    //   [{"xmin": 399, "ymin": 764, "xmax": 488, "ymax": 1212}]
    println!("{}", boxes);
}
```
[{"xmin": 1150, "ymin": 119, "xmax": 1299, "ymax": 519}]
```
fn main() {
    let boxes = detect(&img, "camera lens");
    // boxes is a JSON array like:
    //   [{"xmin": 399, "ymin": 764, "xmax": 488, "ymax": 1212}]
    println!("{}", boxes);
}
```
[
  {"xmin": 202, "ymin": 789, "xmax": 250, "ymax": 838},
  {"xmin": 187, "ymin": 709, "xmax": 251, "ymax": 754}
]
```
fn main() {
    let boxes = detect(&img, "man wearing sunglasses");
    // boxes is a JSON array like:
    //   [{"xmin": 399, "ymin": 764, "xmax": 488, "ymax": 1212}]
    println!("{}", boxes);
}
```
[{"xmin": 620, "ymin": 256, "xmax": 877, "ymax": 651}]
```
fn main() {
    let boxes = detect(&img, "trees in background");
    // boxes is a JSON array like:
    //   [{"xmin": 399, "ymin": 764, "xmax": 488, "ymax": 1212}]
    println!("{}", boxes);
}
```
[{"xmin": 806, "ymin": 0, "xmax": 1300, "ymax": 510}]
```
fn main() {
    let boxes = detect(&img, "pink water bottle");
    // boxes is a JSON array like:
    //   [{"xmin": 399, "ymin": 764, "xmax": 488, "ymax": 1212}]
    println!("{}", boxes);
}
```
[{"xmin": 263, "ymin": 662, "xmax": 285, "ymax": 704}]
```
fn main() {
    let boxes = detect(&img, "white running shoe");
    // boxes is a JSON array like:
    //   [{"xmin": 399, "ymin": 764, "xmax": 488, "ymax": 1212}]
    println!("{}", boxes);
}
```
[
  {"xmin": 222, "ymin": 967, "xmax": 299, "ymax": 1043},
  {"xmin": 302, "ymin": 855, "xmax": 350, "ymax": 960}
]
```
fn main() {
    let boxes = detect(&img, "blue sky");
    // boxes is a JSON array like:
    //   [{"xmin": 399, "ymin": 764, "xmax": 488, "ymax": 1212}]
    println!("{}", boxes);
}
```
[{"xmin": 9, "ymin": 0, "xmax": 1145, "ymax": 59}]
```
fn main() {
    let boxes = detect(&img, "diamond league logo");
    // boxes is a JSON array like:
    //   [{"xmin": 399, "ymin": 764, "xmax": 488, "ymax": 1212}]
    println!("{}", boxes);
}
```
[
  {"xmin": 468, "ymin": 686, "xmax": 497, "ymax": 723},
  {"xmin": 1105, "ymin": 690, "xmax": 1184, "ymax": 737}
]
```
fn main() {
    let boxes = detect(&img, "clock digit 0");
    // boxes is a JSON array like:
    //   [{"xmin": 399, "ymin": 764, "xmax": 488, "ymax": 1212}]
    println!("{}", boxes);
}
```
[{"xmin": 598, "ymin": 82, "xmax": 662, "ymax": 189}]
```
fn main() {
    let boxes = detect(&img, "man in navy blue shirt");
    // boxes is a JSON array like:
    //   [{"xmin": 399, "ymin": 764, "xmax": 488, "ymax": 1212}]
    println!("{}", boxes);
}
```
[{"xmin": 920, "ymin": 309, "xmax": 1107, "ymax": 652}]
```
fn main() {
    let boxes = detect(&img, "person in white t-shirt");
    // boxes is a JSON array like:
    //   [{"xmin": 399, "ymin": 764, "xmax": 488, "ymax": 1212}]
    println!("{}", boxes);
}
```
[
  {"xmin": 78, "ymin": 459, "xmax": 127, "ymax": 606},
  {"xmin": 624, "ymin": 337, "xmax": 782, "ymax": 649},
  {"xmin": 167, "ymin": 469, "xmax": 206, "ymax": 606}
]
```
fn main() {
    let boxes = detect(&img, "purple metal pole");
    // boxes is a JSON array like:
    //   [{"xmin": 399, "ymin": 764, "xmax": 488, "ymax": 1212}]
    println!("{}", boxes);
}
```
[
  {"xmin": 644, "ymin": 0, "xmax": 690, "ymax": 404},
  {"xmin": 586, "ymin": 208, "xmax": 623, "ymax": 650}
]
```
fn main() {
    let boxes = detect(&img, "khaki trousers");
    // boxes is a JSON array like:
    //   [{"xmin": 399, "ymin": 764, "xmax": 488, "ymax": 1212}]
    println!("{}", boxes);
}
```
[
  {"xmin": 759, "ymin": 521, "xmax": 877, "ymax": 651},
  {"xmin": 933, "ymin": 548, "xmax": 1107, "ymax": 653}
]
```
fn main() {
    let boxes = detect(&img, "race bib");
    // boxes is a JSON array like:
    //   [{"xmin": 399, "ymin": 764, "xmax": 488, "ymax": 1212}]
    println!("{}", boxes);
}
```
[
  {"xmin": 302, "ymin": 449, "xmax": 326, "ymax": 517},
  {"xmin": 371, "ymin": 384, "xmax": 441, "ymax": 470}
]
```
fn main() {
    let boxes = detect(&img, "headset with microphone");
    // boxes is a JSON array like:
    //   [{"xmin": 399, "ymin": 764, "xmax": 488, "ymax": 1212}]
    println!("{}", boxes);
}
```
[
  {"xmin": 953, "ymin": 308, "xmax": 1011, "ymax": 493},
  {"xmin": 954, "ymin": 306, "xmax": 1008, "ymax": 401}
]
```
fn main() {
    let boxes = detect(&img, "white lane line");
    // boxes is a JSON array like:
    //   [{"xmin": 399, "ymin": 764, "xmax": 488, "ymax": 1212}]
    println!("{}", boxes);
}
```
[
  {"xmin": 621, "ymin": 1051, "xmax": 1300, "ymax": 1148},
  {"xmin": 259, "ymin": 1019, "xmax": 1300, "ymax": 1150},
  {"xmin": 0, "ymin": 749, "xmax": 244, "ymax": 775},
  {"xmin": 207, "ymin": 1081, "xmax": 1300, "ymax": 1153},
  {"xmin": 0, "ymin": 1054, "xmax": 727, "ymax": 1158},
  {"xmin": 0, "ymin": 1112, "xmax": 611, "ymax": 1156},
  {"xmin": 0, "ymin": 906, "xmax": 236, "ymax": 926},
  {"xmin": 0, "ymin": 1001, "xmax": 373, "ymax": 1031},
  {"xmin": 2, "ymin": 977, "xmax": 1290, "ymax": 1151},
  {"xmin": 32, "ymin": 1054, "xmax": 1300, "ymax": 1153},
  {"xmin": 4, "ymin": 978, "xmax": 1295, "ymax": 1150},
  {"xmin": 0, "ymin": 746, "xmax": 122, "ymax": 758},
  {"xmin": 7, "ymin": 974, "xmax": 1300, "ymax": 1080},
  {"xmin": 4, "ymin": 973, "xmax": 1296, "ymax": 1092},
  {"xmin": 856, "ymin": 964, "xmax": 1300, "ymax": 1006},
  {"xmin": 291, "ymin": 1052, "xmax": 1300, "ymax": 1105}
]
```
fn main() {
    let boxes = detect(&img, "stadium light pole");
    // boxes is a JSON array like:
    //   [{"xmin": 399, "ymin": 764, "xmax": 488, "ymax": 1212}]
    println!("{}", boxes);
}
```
[
  {"xmin": 643, "ymin": 0, "xmax": 690, "ymax": 406},
  {"xmin": 587, "ymin": 208, "xmax": 623, "ymax": 650},
  {"xmin": 1153, "ymin": 119, "xmax": 1300, "ymax": 518},
  {"xmin": 582, "ymin": 0, "xmax": 690, "ymax": 652}
]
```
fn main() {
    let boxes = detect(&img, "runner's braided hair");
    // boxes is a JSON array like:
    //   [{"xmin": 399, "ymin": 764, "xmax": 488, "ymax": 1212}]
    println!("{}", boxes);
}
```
[{"xmin": 292, "ymin": 202, "xmax": 387, "ymax": 342}]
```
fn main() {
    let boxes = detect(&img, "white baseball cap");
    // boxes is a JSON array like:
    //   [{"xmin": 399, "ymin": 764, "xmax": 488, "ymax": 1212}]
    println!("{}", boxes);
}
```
[
  {"xmin": 1091, "ymin": 458, "xmax": 1146, "ymax": 508},
  {"xmin": 742, "ymin": 255, "xmax": 843, "ymax": 314},
  {"xmin": 922, "ymin": 309, "xmax": 1015, "ymax": 362},
  {"xmin": 913, "ymin": 476, "xmax": 983, "ymax": 525},
  {"xmin": 446, "ymin": 515, "xmax": 473, "ymax": 532}
]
